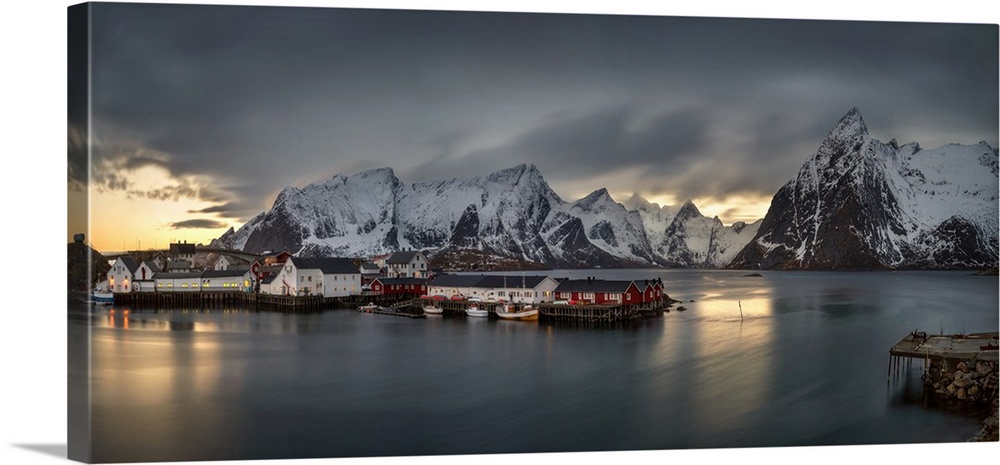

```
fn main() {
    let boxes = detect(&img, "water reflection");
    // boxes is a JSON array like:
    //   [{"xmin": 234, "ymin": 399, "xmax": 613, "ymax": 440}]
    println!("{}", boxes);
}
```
[
  {"xmin": 77, "ymin": 271, "xmax": 996, "ymax": 461},
  {"xmin": 667, "ymin": 285, "xmax": 775, "ymax": 438},
  {"xmin": 93, "ymin": 306, "xmax": 329, "ymax": 335}
]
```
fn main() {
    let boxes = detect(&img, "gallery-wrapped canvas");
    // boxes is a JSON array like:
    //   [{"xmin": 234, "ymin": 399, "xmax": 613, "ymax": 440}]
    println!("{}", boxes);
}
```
[{"xmin": 67, "ymin": 1, "xmax": 998, "ymax": 464}]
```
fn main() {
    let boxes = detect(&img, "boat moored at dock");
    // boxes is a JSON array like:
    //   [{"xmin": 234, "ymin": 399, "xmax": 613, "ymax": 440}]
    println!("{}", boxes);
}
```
[
  {"xmin": 494, "ymin": 304, "xmax": 538, "ymax": 321},
  {"xmin": 465, "ymin": 304, "xmax": 488, "ymax": 318}
]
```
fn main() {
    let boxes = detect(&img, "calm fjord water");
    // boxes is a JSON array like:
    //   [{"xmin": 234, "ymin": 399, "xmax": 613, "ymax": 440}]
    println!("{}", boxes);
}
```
[{"xmin": 73, "ymin": 270, "xmax": 998, "ymax": 462}]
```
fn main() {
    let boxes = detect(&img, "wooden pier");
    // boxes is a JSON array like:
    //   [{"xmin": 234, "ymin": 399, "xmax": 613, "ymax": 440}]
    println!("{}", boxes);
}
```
[
  {"xmin": 887, "ymin": 331, "xmax": 998, "ymax": 441},
  {"xmin": 358, "ymin": 304, "xmax": 426, "ymax": 319},
  {"xmin": 410, "ymin": 298, "xmax": 666, "ymax": 322},
  {"xmin": 537, "ymin": 301, "xmax": 664, "ymax": 323},
  {"xmin": 115, "ymin": 292, "xmax": 413, "ymax": 313},
  {"xmin": 113, "ymin": 291, "xmax": 667, "ymax": 321},
  {"xmin": 888, "ymin": 331, "xmax": 998, "ymax": 381}
]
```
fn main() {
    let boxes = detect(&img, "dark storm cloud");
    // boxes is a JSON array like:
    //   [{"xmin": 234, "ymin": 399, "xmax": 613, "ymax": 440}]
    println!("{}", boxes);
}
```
[
  {"xmin": 84, "ymin": 3, "xmax": 998, "ymax": 221},
  {"xmin": 169, "ymin": 219, "xmax": 230, "ymax": 230},
  {"xmin": 188, "ymin": 203, "xmax": 240, "ymax": 215},
  {"xmin": 408, "ymin": 105, "xmax": 711, "ymax": 188}
]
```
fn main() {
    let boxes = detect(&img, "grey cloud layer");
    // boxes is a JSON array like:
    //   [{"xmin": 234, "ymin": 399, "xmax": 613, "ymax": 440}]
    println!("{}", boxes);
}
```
[{"xmin": 77, "ymin": 4, "xmax": 998, "ymax": 226}]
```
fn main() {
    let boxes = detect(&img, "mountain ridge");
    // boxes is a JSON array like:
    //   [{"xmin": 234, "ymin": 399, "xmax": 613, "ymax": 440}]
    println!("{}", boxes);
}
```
[
  {"xmin": 212, "ymin": 163, "xmax": 755, "ymax": 268},
  {"xmin": 728, "ymin": 108, "xmax": 998, "ymax": 270},
  {"xmin": 213, "ymin": 108, "xmax": 996, "ymax": 270}
]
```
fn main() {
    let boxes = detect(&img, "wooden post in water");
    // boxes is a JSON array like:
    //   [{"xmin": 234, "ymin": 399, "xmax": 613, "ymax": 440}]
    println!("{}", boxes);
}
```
[{"xmin": 739, "ymin": 301, "xmax": 744, "ymax": 322}]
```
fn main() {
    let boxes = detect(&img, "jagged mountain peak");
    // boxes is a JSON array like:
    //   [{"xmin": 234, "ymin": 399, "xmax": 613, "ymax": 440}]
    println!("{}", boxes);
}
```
[
  {"xmin": 729, "ymin": 110, "xmax": 997, "ymax": 270},
  {"xmin": 622, "ymin": 193, "xmax": 658, "ymax": 211},
  {"xmin": 274, "ymin": 185, "xmax": 301, "ymax": 205},
  {"xmin": 487, "ymin": 163, "xmax": 540, "ymax": 184},
  {"xmin": 828, "ymin": 107, "xmax": 868, "ymax": 140},
  {"xmin": 576, "ymin": 187, "xmax": 615, "ymax": 207},
  {"xmin": 676, "ymin": 199, "xmax": 702, "ymax": 219}
]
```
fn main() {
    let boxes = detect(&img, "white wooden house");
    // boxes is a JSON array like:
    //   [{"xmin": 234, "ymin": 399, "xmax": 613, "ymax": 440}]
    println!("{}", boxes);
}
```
[
  {"xmin": 259, "ymin": 274, "xmax": 280, "ymax": 295},
  {"xmin": 133, "ymin": 261, "xmax": 161, "ymax": 293},
  {"xmin": 107, "ymin": 256, "xmax": 139, "ymax": 293},
  {"xmin": 262, "ymin": 257, "xmax": 361, "ymax": 297},
  {"xmin": 426, "ymin": 274, "xmax": 558, "ymax": 304},
  {"xmin": 426, "ymin": 274, "xmax": 484, "ymax": 298},
  {"xmin": 213, "ymin": 254, "xmax": 249, "ymax": 271},
  {"xmin": 475, "ymin": 275, "xmax": 559, "ymax": 304},
  {"xmin": 385, "ymin": 251, "xmax": 429, "ymax": 278}
]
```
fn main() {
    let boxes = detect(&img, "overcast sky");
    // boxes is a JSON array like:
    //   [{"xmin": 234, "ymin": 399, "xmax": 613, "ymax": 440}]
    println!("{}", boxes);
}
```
[{"xmin": 67, "ymin": 1, "xmax": 998, "ymax": 246}]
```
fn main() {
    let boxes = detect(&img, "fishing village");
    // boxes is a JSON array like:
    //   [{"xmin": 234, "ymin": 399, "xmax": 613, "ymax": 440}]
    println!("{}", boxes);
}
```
[{"xmin": 73, "ymin": 235, "xmax": 673, "ymax": 324}]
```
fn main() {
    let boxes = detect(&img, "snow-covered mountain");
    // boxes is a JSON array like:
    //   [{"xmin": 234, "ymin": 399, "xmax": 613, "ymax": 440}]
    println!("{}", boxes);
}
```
[
  {"xmin": 622, "ymin": 196, "xmax": 761, "ymax": 267},
  {"xmin": 212, "ymin": 164, "xmax": 756, "ymax": 268},
  {"xmin": 729, "ymin": 108, "xmax": 999, "ymax": 270}
]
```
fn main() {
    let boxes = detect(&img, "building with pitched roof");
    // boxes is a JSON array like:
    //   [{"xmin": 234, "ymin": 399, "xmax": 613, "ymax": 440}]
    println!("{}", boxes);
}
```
[
  {"xmin": 258, "ymin": 273, "xmax": 280, "ymax": 295},
  {"xmin": 370, "ymin": 277, "xmax": 428, "ymax": 297},
  {"xmin": 212, "ymin": 254, "xmax": 250, "ymax": 271},
  {"xmin": 262, "ymin": 256, "xmax": 361, "ymax": 297},
  {"xmin": 133, "ymin": 260, "xmax": 161, "ymax": 293},
  {"xmin": 427, "ymin": 274, "xmax": 559, "ymax": 304},
  {"xmin": 554, "ymin": 278, "xmax": 646, "ymax": 305},
  {"xmin": 385, "ymin": 250, "xmax": 429, "ymax": 278},
  {"xmin": 107, "ymin": 256, "xmax": 139, "ymax": 293}
]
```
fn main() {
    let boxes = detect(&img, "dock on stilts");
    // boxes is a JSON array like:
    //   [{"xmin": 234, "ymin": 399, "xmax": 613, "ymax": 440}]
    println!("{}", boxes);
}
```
[{"xmin": 888, "ymin": 331, "xmax": 998, "ymax": 380}]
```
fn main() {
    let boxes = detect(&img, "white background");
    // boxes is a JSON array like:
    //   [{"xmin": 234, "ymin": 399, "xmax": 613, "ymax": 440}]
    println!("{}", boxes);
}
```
[{"xmin": 3, "ymin": 1, "xmax": 998, "ymax": 464}]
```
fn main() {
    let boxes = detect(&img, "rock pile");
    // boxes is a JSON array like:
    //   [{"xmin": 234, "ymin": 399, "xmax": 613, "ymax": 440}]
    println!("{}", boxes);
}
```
[{"xmin": 923, "ymin": 359, "xmax": 998, "ymax": 441}]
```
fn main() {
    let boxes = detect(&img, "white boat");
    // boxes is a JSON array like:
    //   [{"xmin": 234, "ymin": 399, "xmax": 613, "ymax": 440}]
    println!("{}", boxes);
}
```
[
  {"xmin": 90, "ymin": 289, "xmax": 114, "ymax": 305},
  {"xmin": 494, "ymin": 304, "xmax": 538, "ymax": 321},
  {"xmin": 465, "ymin": 304, "xmax": 489, "ymax": 318},
  {"xmin": 423, "ymin": 305, "xmax": 443, "ymax": 315},
  {"xmin": 358, "ymin": 303, "xmax": 379, "ymax": 312}
]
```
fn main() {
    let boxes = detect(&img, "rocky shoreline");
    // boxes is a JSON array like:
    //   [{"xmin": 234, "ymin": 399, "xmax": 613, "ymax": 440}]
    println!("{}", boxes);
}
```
[{"xmin": 921, "ymin": 358, "xmax": 998, "ymax": 441}]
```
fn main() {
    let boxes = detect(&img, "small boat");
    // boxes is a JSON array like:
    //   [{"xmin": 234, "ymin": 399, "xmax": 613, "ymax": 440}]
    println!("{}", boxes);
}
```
[
  {"xmin": 465, "ymin": 304, "xmax": 488, "ymax": 318},
  {"xmin": 90, "ymin": 289, "xmax": 114, "ymax": 305},
  {"xmin": 358, "ymin": 303, "xmax": 379, "ymax": 313},
  {"xmin": 423, "ymin": 305, "xmax": 443, "ymax": 315},
  {"xmin": 494, "ymin": 304, "xmax": 538, "ymax": 321}
]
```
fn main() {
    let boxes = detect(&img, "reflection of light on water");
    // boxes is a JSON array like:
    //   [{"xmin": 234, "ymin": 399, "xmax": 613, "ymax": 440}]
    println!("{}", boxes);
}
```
[
  {"xmin": 92, "ymin": 314, "xmax": 227, "ymax": 454},
  {"xmin": 691, "ymin": 295, "xmax": 773, "ymax": 322},
  {"xmin": 667, "ymin": 282, "xmax": 777, "ymax": 435},
  {"xmin": 193, "ymin": 321, "xmax": 218, "ymax": 332}
]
